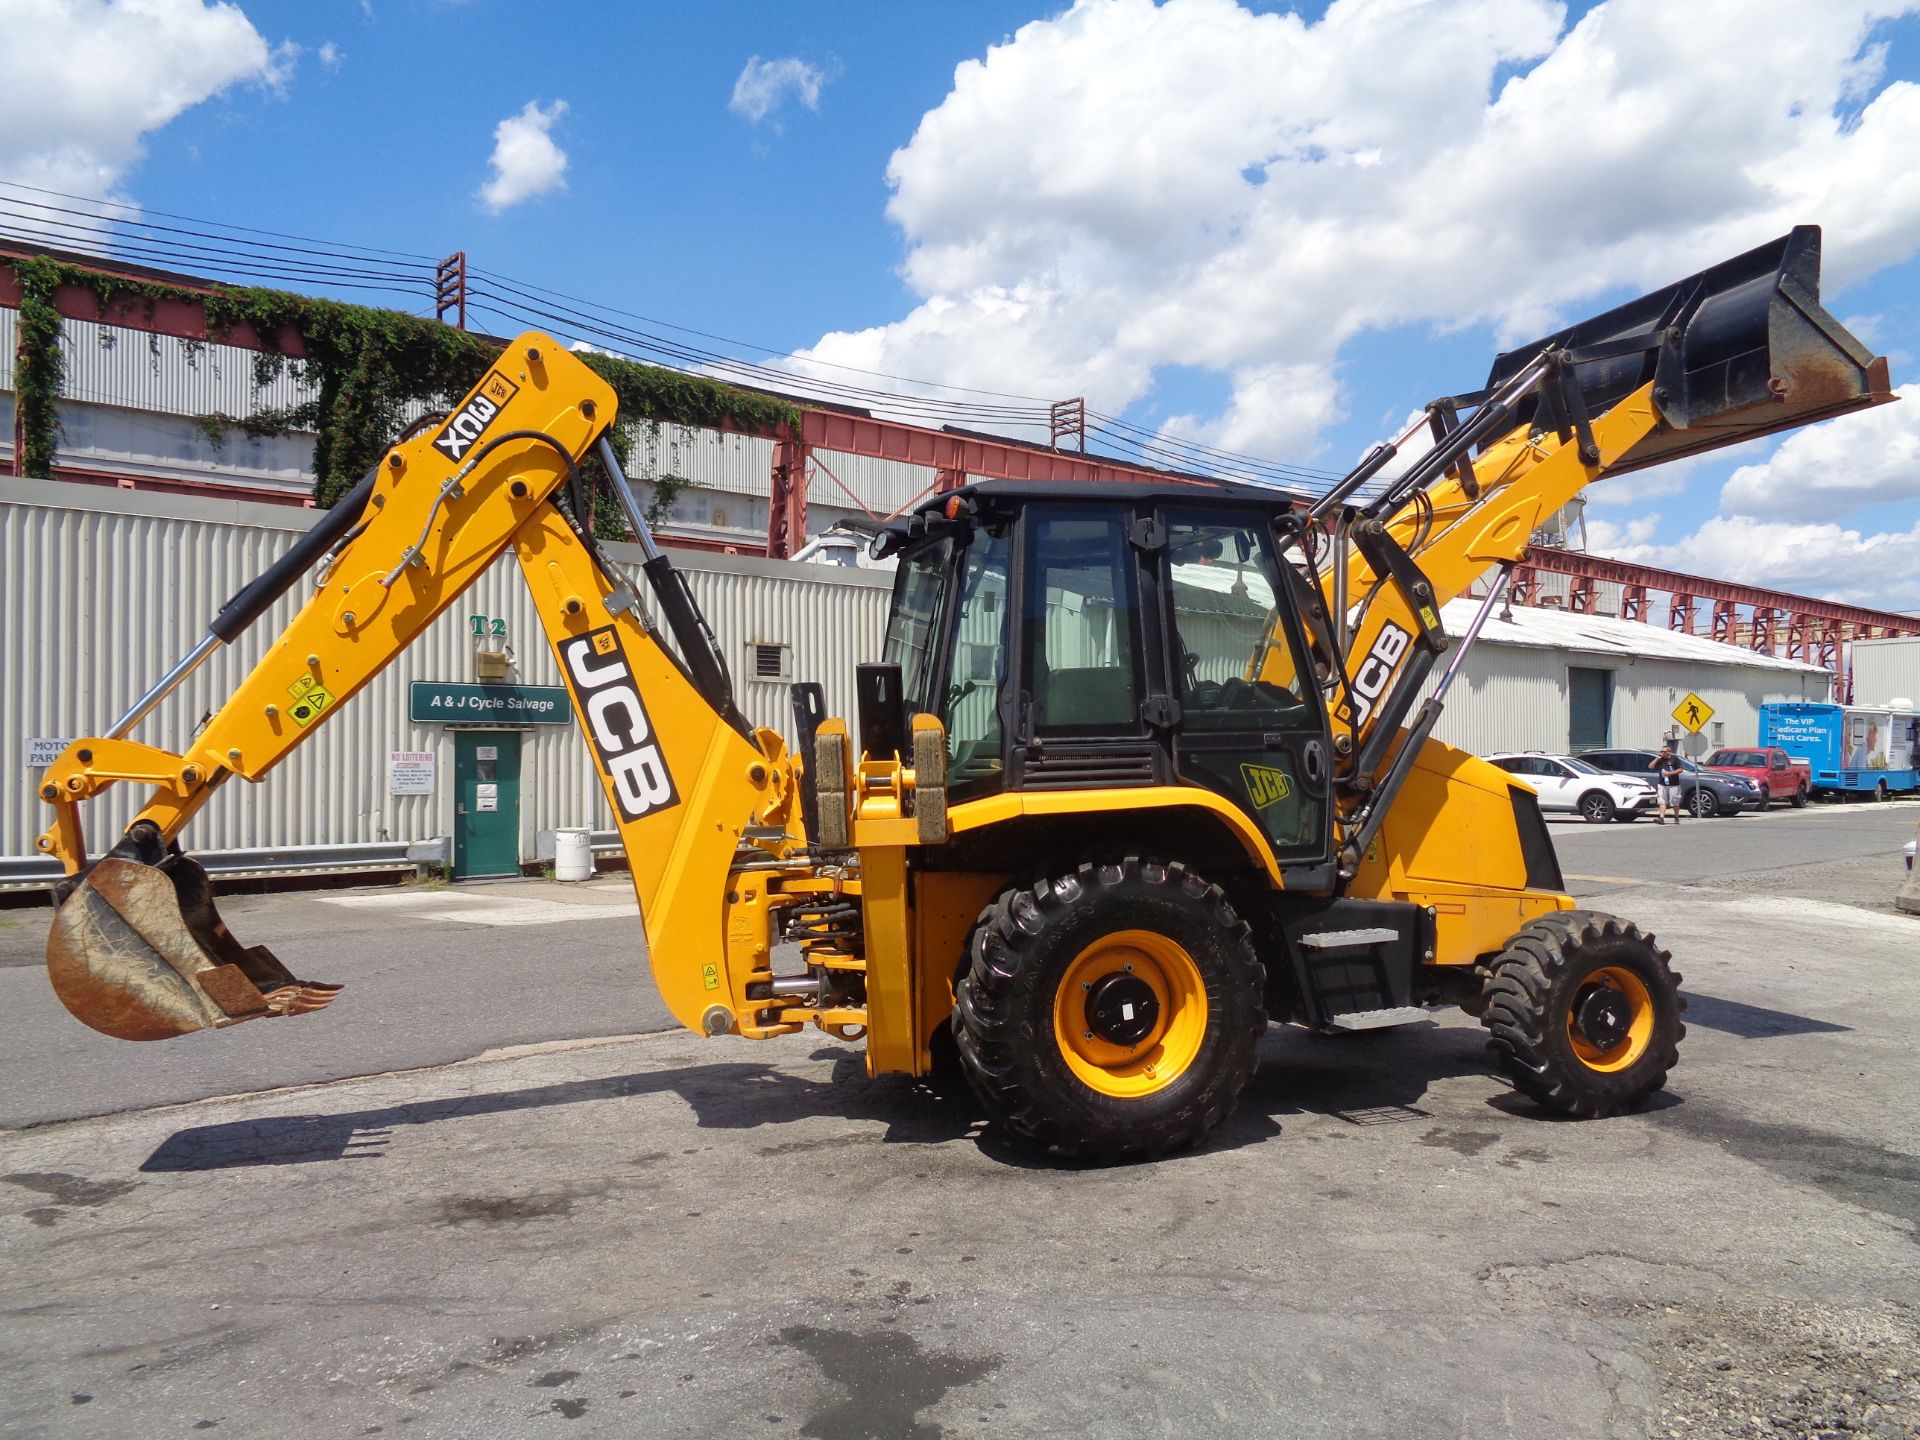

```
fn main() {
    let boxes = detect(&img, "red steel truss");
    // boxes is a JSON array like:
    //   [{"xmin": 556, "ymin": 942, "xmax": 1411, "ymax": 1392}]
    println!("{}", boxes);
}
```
[{"xmin": 1512, "ymin": 547, "xmax": 1920, "ymax": 694}]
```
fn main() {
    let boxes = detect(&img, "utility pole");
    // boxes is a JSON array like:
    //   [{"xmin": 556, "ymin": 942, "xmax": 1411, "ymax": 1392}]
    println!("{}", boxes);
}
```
[{"xmin": 435, "ymin": 252, "xmax": 468, "ymax": 330}]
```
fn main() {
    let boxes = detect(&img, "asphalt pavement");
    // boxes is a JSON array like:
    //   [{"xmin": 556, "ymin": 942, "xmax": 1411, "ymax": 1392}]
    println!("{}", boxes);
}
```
[
  {"xmin": 0, "ymin": 879, "xmax": 674, "ymax": 1129},
  {"xmin": 3, "ymin": 802, "xmax": 1918, "ymax": 1438}
]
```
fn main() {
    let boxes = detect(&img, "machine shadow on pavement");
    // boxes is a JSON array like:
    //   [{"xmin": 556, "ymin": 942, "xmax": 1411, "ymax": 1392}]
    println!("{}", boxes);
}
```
[
  {"xmin": 1681, "ymin": 991, "xmax": 1851, "ymax": 1039},
  {"xmin": 138, "ymin": 1022, "xmax": 1543, "ymax": 1175}
]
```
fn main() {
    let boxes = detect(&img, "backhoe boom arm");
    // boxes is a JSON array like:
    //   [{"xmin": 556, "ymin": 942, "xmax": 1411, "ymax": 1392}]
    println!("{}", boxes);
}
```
[{"xmin": 38, "ymin": 336, "xmax": 778, "ymax": 1042}]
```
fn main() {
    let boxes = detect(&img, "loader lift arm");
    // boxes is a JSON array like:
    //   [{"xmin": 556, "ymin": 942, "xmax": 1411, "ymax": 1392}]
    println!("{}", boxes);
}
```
[
  {"xmin": 1272, "ymin": 227, "xmax": 1892, "ymax": 871},
  {"xmin": 36, "ymin": 336, "xmax": 785, "ymax": 1041}
]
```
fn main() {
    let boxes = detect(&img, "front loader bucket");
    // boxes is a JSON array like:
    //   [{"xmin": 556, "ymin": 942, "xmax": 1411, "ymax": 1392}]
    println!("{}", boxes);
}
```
[
  {"xmin": 47, "ymin": 853, "xmax": 340, "ymax": 1041},
  {"xmin": 1486, "ymin": 225, "xmax": 1893, "ymax": 475}
]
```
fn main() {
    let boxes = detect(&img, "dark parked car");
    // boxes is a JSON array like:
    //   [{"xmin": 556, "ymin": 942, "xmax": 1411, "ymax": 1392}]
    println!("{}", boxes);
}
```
[{"xmin": 1579, "ymin": 748, "xmax": 1761, "ymax": 817}]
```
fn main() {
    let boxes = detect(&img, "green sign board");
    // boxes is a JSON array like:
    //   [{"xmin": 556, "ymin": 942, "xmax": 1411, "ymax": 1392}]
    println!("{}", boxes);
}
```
[{"xmin": 410, "ymin": 681, "xmax": 571, "ymax": 726}]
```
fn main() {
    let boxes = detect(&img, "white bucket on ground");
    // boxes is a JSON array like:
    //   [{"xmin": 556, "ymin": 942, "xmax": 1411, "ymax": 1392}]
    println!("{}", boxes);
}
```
[{"xmin": 553, "ymin": 827, "xmax": 594, "ymax": 882}]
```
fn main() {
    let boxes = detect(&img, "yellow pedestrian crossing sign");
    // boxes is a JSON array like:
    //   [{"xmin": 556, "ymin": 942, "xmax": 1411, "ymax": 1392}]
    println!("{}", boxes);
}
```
[{"xmin": 1672, "ymin": 692, "xmax": 1715, "ymax": 734}]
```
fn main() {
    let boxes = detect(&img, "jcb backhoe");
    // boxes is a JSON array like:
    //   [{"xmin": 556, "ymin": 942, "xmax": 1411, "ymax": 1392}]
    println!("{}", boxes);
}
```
[{"xmin": 35, "ymin": 227, "xmax": 1891, "ymax": 1160}]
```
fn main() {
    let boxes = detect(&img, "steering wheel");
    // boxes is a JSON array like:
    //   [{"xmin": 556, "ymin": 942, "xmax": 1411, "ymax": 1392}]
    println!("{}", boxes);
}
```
[{"xmin": 1183, "ymin": 652, "xmax": 1225, "ymax": 711}]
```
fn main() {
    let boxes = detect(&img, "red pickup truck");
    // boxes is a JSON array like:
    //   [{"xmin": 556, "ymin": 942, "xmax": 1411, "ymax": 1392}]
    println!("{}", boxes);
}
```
[{"xmin": 1704, "ymin": 746, "xmax": 1811, "ymax": 809}]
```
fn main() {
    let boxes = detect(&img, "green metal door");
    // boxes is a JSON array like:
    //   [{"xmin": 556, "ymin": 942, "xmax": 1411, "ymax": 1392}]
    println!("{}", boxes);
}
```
[
  {"xmin": 1568, "ymin": 667, "xmax": 1614, "ymax": 753},
  {"xmin": 454, "ymin": 732, "xmax": 521, "ymax": 879}
]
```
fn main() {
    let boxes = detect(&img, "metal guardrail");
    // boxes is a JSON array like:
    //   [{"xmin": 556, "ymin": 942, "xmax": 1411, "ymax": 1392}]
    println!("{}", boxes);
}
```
[{"xmin": 0, "ymin": 837, "xmax": 450, "ymax": 893}]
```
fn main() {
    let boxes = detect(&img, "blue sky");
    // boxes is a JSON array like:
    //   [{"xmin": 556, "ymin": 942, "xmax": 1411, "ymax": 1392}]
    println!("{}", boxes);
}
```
[{"xmin": 6, "ymin": 0, "xmax": 1920, "ymax": 603}]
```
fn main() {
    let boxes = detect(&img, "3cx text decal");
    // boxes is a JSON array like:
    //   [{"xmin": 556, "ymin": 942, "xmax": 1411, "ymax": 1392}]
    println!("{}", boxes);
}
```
[
  {"xmin": 1337, "ymin": 621, "xmax": 1412, "ymax": 730},
  {"xmin": 560, "ymin": 626, "xmax": 680, "ymax": 822},
  {"xmin": 431, "ymin": 371, "xmax": 520, "ymax": 463}
]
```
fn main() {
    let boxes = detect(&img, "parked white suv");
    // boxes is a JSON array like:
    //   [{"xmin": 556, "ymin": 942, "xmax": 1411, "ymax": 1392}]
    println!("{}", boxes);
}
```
[{"xmin": 1485, "ymin": 752, "xmax": 1658, "ymax": 823}]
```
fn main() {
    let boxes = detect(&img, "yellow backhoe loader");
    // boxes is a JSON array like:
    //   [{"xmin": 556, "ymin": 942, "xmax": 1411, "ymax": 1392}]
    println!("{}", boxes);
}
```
[{"xmin": 34, "ymin": 227, "xmax": 1891, "ymax": 1160}]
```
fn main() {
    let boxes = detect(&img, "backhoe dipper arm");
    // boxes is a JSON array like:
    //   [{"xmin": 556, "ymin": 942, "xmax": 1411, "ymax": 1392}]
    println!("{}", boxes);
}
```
[{"xmin": 38, "ymin": 336, "xmax": 775, "ymax": 1042}]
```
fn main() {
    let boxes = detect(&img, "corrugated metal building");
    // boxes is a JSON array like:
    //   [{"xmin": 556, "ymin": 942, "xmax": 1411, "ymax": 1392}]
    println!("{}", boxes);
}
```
[
  {"xmin": 1851, "ymin": 635, "xmax": 1920, "ymax": 707},
  {"xmin": 5, "ymin": 478, "xmax": 1835, "ymax": 881},
  {"xmin": 2, "ymin": 478, "xmax": 889, "ymax": 875}
]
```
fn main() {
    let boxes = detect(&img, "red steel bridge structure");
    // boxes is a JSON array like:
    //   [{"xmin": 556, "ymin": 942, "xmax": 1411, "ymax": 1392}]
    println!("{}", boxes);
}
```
[{"xmin": 7, "ymin": 247, "xmax": 1916, "ymax": 695}]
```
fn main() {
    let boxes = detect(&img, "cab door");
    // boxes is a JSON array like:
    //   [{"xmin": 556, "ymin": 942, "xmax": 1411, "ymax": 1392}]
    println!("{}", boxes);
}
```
[{"xmin": 1158, "ymin": 508, "xmax": 1331, "ymax": 871}]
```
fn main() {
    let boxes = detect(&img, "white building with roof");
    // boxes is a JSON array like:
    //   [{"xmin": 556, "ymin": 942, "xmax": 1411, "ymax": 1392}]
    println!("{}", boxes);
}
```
[{"xmin": 1425, "ymin": 598, "xmax": 1832, "ymax": 758}]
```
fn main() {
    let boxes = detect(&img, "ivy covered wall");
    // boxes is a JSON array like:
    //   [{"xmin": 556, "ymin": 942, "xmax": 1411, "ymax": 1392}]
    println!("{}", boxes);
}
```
[{"xmin": 4, "ymin": 255, "xmax": 801, "ymax": 531}]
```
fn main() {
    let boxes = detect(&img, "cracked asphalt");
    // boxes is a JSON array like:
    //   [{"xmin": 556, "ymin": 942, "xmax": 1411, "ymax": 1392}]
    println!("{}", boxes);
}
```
[{"xmin": 2, "ymin": 802, "xmax": 1918, "ymax": 1438}]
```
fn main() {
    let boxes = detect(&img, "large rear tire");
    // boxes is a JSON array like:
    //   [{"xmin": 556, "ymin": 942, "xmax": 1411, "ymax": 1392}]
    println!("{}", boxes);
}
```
[
  {"xmin": 953, "ymin": 857, "xmax": 1265, "ymax": 1161},
  {"xmin": 1791, "ymin": 783, "xmax": 1809, "ymax": 809},
  {"xmin": 1480, "ymin": 911, "xmax": 1685, "ymax": 1118}
]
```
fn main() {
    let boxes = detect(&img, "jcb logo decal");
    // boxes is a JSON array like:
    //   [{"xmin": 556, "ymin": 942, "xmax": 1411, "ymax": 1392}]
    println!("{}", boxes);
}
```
[
  {"xmin": 432, "ymin": 372, "xmax": 519, "ymax": 463},
  {"xmin": 1337, "ymin": 622, "xmax": 1412, "ymax": 730},
  {"xmin": 561, "ymin": 626, "xmax": 680, "ymax": 822},
  {"xmin": 1240, "ymin": 763, "xmax": 1293, "ymax": 810}
]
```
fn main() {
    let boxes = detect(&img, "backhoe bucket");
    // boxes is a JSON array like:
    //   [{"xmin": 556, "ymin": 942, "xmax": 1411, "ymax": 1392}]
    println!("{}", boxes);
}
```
[
  {"xmin": 1486, "ymin": 226, "xmax": 1893, "ymax": 475},
  {"xmin": 47, "ymin": 851, "xmax": 340, "ymax": 1041}
]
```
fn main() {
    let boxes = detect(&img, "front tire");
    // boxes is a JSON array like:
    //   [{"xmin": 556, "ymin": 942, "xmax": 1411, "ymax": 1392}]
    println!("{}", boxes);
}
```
[
  {"xmin": 953, "ymin": 857, "xmax": 1265, "ymax": 1161},
  {"xmin": 1481, "ymin": 911, "xmax": 1684, "ymax": 1117},
  {"xmin": 1691, "ymin": 787, "xmax": 1719, "ymax": 818},
  {"xmin": 1578, "ymin": 790, "xmax": 1615, "ymax": 823}
]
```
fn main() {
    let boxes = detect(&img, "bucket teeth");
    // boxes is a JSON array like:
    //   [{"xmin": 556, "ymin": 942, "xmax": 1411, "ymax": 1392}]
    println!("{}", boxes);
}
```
[
  {"xmin": 259, "ymin": 982, "xmax": 345, "ymax": 1019},
  {"xmin": 45, "ymin": 854, "xmax": 341, "ymax": 1041}
]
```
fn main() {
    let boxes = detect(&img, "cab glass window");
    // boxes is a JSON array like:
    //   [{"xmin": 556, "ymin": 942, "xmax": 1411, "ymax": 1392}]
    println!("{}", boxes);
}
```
[
  {"xmin": 1026, "ymin": 510, "xmax": 1143, "ymax": 736},
  {"xmin": 945, "ymin": 527, "xmax": 1012, "ymax": 789},
  {"xmin": 1163, "ymin": 513, "xmax": 1315, "ymax": 733},
  {"xmin": 882, "ymin": 535, "xmax": 955, "ymax": 715}
]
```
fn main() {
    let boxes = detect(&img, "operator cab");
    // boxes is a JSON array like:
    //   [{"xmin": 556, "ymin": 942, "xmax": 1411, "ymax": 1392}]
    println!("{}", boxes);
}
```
[{"xmin": 871, "ymin": 481, "xmax": 1333, "ymax": 870}]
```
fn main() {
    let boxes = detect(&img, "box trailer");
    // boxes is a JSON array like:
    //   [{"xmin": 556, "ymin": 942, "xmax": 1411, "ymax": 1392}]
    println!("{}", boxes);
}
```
[{"xmin": 1758, "ymin": 701, "xmax": 1920, "ymax": 798}]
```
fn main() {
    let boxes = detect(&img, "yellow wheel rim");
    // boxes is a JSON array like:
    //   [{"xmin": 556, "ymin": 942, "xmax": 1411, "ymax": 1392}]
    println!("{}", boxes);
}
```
[
  {"xmin": 1566, "ymin": 965, "xmax": 1655, "ymax": 1072},
  {"xmin": 1052, "ymin": 930, "xmax": 1208, "ymax": 1098}
]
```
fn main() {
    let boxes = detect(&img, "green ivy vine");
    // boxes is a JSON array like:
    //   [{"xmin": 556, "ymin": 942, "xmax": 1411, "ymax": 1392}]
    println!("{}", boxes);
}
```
[
  {"xmin": 6, "ymin": 256, "xmax": 804, "ymax": 515},
  {"xmin": 11, "ymin": 256, "xmax": 68, "ymax": 477}
]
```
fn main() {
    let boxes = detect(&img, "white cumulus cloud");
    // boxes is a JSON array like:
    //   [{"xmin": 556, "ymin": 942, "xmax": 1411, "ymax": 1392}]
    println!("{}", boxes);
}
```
[
  {"xmin": 788, "ymin": 0, "xmax": 1920, "ymax": 460},
  {"xmin": 318, "ymin": 40, "xmax": 342, "ymax": 69},
  {"xmin": 1590, "ymin": 511, "xmax": 1920, "ymax": 608},
  {"xmin": 729, "ymin": 56, "xmax": 827, "ymax": 124},
  {"xmin": 0, "ymin": 0, "xmax": 290, "ymax": 212},
  {"xmin": 1717, "ymin": 386, "xmax": 1920, "ymax": 521},
  {"xmin": 477, "ymin": 99, "xmax": 570, "ymax": 213}
]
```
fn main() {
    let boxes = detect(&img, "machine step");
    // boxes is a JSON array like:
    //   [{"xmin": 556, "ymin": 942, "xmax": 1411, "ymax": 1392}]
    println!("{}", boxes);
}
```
[
  {"xmin": 1297, "ymin": 927, "xmax": 1401, "ymax": 951},
  {"xmin": 1323, "ymin": 1006, "xmax": 1433, "ymax": 1032}
]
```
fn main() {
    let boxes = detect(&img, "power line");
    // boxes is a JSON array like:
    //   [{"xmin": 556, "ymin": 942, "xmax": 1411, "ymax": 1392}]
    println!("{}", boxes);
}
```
[
  {"xmin": 465, "ymin": 263, "xmax": 1057, "ymax": 405},
  {"xmin": 0, "ymin": 180, "xmax": 1345, "ymax": 486},
  {"xmin": 0, "ymin": 208, "xmax": 433, "ymax": 292},
  {"xmin": 0, "ymin": 179, "xmax": 440, "ymax": 263}
]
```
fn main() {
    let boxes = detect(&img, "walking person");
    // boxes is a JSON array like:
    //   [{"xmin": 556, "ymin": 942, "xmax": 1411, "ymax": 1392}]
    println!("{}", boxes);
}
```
[{"xmin": 1650, "ymin": 740, "xmax": 1686, "ymax": 824}]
